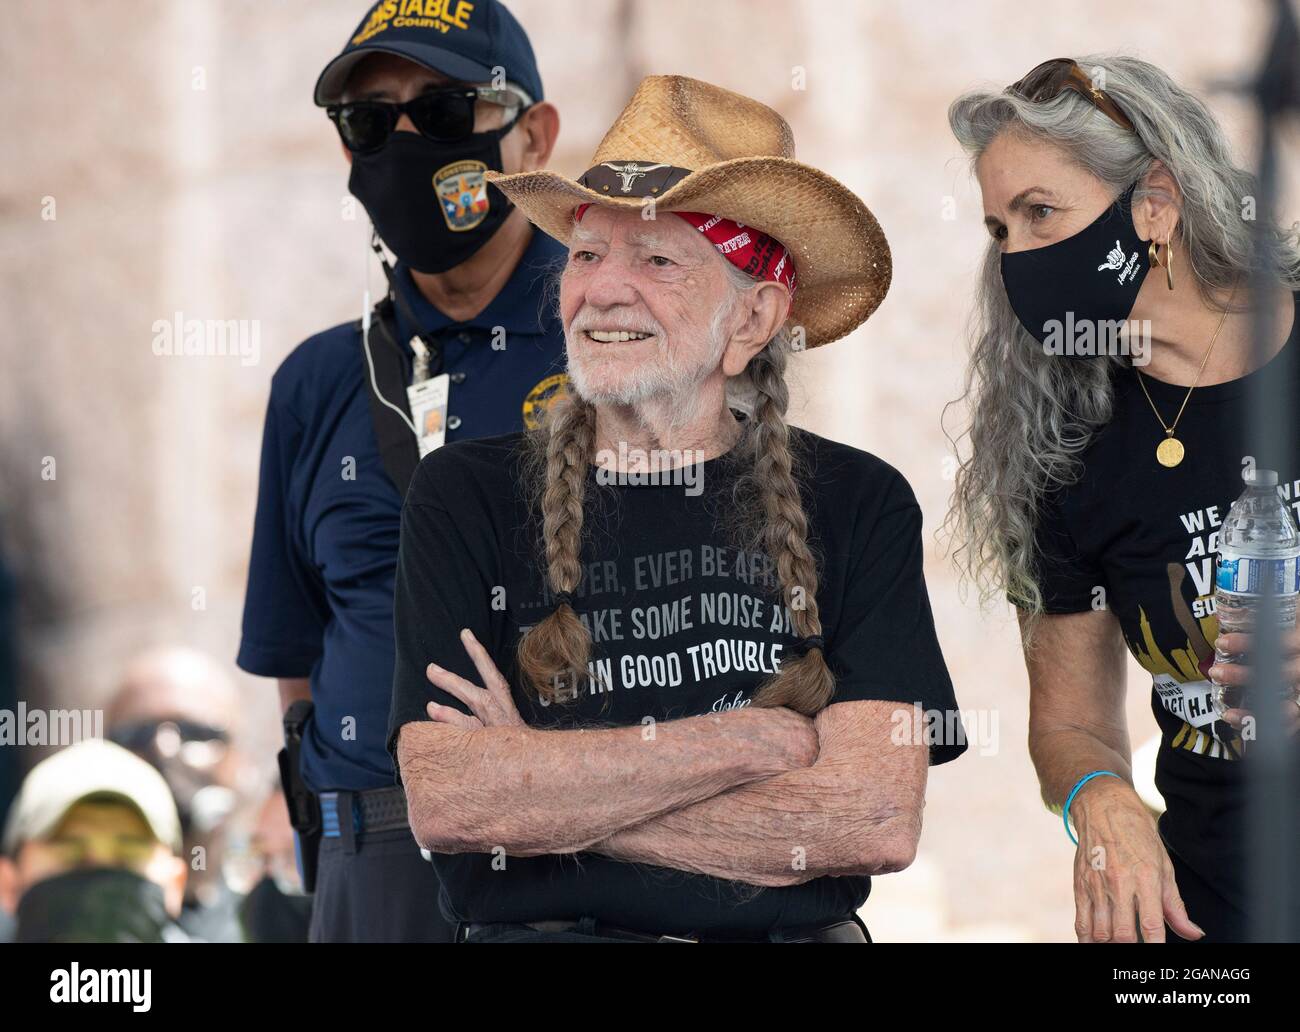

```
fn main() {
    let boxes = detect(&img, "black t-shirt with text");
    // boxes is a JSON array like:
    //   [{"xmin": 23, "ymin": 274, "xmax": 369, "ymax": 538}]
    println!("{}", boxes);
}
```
[
  {"xmin": 1032, "ymin": 291, "xmax": 1300, "ymax": 918},
  {"xmin": 388, "ymin": 423, "xmax": 964, "ymax": 936}
]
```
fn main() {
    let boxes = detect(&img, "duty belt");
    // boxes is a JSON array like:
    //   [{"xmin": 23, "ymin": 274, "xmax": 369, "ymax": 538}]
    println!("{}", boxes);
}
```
[{"xmin": 319, "ymin": 786, "xmax": 410, "ymax": 841}]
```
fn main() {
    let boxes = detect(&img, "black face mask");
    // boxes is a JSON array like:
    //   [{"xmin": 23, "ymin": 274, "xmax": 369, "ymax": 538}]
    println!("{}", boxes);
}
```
[
  {"xmin": 15, "ymin": 867, "xmax": 175, "ymax": 943},
  {"xmin": 348, "ymin": 120, "xmax": 518, "ymax": 274},
  {"xmin": 1000, "ymin": 182, "xmax": 1151, "ymax": 349}
]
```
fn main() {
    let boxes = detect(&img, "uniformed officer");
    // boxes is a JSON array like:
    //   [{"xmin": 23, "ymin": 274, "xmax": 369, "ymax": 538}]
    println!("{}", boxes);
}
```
[{"xmin": 237, "ymin": 0, "xmax": 564, "ymax": 943}]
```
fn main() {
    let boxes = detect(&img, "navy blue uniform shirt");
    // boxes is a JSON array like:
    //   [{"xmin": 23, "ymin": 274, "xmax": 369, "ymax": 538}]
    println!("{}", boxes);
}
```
[{"xmin": 238, "ymin": 228, "xmax": 568, "ymax": 791}]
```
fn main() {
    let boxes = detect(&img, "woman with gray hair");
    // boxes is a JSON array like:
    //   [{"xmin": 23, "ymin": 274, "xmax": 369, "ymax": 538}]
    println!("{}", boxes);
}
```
[{"xmin": 948, "ymin": 55, "xmax": 1300, "ymax": 942}]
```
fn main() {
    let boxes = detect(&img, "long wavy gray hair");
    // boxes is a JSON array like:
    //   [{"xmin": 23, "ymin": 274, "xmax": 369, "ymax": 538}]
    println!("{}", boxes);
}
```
[{"xmin": 944, "ymin": 53, "xmax": 1300, "ymax": 629}]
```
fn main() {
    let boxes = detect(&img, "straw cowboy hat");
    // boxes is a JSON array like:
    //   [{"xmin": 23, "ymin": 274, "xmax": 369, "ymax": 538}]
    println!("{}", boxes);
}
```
[{"xmin": 485, "ymin": 75, "xmax": 892, "ymax": 348}]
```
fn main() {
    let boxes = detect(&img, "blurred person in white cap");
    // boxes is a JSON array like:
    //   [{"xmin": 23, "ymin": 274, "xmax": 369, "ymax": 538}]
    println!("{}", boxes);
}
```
[{"xmin": 0, "ymin": 738, "xmax": 188, "ymax": 942}]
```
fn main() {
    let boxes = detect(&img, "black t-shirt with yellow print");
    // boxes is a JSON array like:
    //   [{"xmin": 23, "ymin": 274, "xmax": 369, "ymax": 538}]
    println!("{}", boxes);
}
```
[{"xmin": 1032, "ymin": 290, "xmax": 1300, "ymax": 926}]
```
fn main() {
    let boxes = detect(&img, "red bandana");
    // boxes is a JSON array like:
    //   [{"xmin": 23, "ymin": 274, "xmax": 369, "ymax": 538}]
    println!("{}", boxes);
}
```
[{"xmin": 574, "ymin": 204, "xmax": 796, "ymax": 296}]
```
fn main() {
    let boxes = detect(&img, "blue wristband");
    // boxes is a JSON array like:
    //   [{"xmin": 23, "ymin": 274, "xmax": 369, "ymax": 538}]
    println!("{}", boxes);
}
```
[{"xmin": 1063, "ymin": 770, "xmax": 1122, "ymax": 845}]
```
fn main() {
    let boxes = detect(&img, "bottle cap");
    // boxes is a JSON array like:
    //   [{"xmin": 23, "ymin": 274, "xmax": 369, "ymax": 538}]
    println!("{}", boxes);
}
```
[{"xmin": 1246, "ymin": 468, "xmax": 1279, "ymax": 487}]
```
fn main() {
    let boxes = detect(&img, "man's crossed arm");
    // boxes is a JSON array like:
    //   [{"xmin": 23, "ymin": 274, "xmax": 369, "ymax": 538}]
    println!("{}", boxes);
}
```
[
  {"xmin": 589, "ymin": 699, "xmax": 926, "ymax": 886},
  {"xmin": 397, "ymin": 629, "xmax": 929, "ymax": 887}
]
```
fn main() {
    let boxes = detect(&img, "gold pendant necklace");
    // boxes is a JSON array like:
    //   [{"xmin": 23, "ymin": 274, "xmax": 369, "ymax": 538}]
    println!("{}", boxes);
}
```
[
  {"xmin": 1135, "ymin": 281, "xmax": 1236, "ymax": 469},
  {"xmin": 1155, "ymin": 434, "xmax": 1185, "ymax": 468}
]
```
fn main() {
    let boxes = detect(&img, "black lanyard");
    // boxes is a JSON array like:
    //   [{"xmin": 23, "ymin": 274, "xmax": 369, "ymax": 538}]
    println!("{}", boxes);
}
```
[
  {"xmin": 371, "ymin": 234, "xmax": 445, "ymax": 380},
  {"xmin": 362, "ymin": 297, "xmax": 422, "ymax": 497}
]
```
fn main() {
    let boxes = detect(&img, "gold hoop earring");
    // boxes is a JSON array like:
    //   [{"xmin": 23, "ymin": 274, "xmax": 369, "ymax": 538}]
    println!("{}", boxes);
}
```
[
  {"xmin": 1148, "ymin": 240, "xmax": 1163, "ymax": 268},
  {"xmin": 1165, "ymin": 240, "xmax": 1175, "ymax": 290}
]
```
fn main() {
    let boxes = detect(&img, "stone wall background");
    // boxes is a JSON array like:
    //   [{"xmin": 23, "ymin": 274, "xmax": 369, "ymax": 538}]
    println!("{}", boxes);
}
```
[{"xmin": 3, "ymin": 0, "xmax": 1296, "ymax": 940}]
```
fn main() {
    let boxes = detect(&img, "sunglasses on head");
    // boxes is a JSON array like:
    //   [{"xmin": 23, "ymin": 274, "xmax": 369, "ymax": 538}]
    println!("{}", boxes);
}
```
[
  {"xmin": 327, "ymin": 85, "xmax": 527, "ymax": 154},
  {"xmin": 1008, "ymin": 57, "xmax": 1135, "ymax": 132}
]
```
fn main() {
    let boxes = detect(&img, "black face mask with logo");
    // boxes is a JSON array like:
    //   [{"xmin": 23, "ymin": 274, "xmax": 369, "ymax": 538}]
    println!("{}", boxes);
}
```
[
  {"xmin": 348, "ymin": 120, "xmax": 519, "ymax": 274},
  {"xmin": 1000, "ymin": 181, "xmax": 1152, "ymax": 349}
]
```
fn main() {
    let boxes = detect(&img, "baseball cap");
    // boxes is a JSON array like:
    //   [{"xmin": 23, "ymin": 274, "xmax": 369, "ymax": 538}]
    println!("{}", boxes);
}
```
[
  {"xmin": 1, "ymin": 739, "xmax": 183, "ymax": 856},
  {"xmin": 314, "ymin": 0, "xmax": 544, "ymax": 106}
]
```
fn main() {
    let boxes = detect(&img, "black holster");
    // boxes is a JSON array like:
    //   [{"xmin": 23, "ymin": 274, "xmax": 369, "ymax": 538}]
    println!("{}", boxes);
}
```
[{"xmin": 278, "ymin": 699, "xmax": 322, "ymax": 893}]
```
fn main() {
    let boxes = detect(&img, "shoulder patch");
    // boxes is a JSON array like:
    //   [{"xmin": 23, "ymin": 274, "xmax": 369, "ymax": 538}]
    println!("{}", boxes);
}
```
[{"xmin": 522, "ymin": 373, "xmax": 569, "ymax": 430}]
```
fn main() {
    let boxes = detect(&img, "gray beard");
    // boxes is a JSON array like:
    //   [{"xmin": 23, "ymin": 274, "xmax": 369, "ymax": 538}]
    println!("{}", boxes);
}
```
[{"xmin": 565, "ymin": 302, "xmax": 734, "ymax": 433}]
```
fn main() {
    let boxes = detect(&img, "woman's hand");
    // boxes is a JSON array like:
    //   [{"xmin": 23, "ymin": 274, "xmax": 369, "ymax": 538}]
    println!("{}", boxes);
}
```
[
  {"xmin": 424, "ymin": 628, "xmax": 525, "ymax": 729},
  {"xmin": 1069, "ymin": 776, "xmax": 1204, "ymax": 943},
  {"xmin": 1209, "ymin": 627, "xmax": 1300, "ymax": 737}
]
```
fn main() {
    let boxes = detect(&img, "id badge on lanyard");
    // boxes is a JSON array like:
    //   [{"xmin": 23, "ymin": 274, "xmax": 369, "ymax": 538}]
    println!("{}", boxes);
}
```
[
  {"xmin": 405, "ymin": 336, "xmax": 450, "ymax": 459},
  {"xmin": 407, "ymin": 374, "xmax": 450, "ymax": 458}
]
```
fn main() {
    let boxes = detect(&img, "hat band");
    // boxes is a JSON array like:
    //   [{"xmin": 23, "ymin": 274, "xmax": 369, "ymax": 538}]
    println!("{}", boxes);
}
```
[{"xmin": 577, "ymin": 161, "xmax": 693, "ymax": 198}]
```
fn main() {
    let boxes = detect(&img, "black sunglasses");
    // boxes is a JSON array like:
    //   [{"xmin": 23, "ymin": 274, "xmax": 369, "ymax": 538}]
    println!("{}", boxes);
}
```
[{"xmin": 327, "ymin": 86, "xmax": 525, "ymax": 154}]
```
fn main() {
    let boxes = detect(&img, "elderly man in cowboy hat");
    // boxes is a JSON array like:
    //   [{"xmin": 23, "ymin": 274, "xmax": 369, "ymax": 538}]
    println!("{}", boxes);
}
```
[{"xmin": 387, "ymin": 75, "xmax": 965, "ymax": 943}]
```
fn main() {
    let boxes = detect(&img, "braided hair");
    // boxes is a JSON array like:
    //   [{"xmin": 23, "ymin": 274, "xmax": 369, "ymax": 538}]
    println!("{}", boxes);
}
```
[{"xmin": 518, "ymin": 266, "xmax": 833, "ymax": 715}]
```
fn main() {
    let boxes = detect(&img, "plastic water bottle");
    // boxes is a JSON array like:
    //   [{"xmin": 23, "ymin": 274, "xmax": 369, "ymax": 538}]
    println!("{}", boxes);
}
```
[{"xmin": 1211, "ymin": 469, "xmax": 1300, "ymax": 716}]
